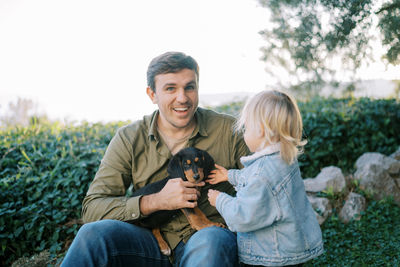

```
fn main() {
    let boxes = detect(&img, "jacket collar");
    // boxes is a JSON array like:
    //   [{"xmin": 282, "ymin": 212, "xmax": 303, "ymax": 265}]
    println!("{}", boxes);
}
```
[{"xmin": 240, "ymin": 143, "xmax": 281, "ymax": 165}]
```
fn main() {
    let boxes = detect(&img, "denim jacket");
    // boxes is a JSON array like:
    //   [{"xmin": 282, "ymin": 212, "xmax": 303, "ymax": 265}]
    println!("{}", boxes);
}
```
[{"xmin": 216, "ymin": 144, "xmax": 324, "ymax": 266}]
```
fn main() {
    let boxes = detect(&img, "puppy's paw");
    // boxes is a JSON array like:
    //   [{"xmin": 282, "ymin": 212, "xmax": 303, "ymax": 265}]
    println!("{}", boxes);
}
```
[
  {"xmin": 215, "ymin": 222, "xmax": 227, "ymax": 228},
  {"xmin": 161, "ymin": 247, "xmax": 171, "ymax": 256}
]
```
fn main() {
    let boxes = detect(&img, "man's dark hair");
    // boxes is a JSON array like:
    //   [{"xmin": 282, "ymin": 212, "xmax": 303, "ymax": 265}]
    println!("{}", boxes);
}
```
[{"xmin": 147, "ymin": 51, "xmax": 199, "ymax": 91}]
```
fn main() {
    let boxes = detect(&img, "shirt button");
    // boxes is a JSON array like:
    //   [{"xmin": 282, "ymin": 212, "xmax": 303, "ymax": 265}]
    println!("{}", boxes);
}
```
[{"xmin": 132, "ymin": 213, "xmax": 136, "ymax": 218}]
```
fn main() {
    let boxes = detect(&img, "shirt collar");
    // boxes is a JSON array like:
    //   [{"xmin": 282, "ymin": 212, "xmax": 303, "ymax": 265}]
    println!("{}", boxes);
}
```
[
  {"xmin": 194, "ymin": 107, "xmax": 208, "ymax": 137},
  {"xmin": 148, "ymin": 110, "xmax": 159, "ymax": 140}
]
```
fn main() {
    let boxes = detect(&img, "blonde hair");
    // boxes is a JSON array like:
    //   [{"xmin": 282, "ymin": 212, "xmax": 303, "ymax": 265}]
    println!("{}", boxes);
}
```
[{"xmin": 236, "ymin": 90, "xmax": 307, "ymax": 164}]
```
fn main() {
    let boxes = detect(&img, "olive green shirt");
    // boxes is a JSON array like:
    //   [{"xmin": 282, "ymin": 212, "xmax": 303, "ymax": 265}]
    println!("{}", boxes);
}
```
[{"xmin": 82, "ymin": 107, "xmax": 249, "ymax": 250}]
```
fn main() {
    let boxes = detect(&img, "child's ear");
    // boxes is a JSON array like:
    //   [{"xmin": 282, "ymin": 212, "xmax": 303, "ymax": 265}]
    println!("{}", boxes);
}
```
[{"xmin": 258, "ymin": 125, "xmax": 265, "ymax": 138}]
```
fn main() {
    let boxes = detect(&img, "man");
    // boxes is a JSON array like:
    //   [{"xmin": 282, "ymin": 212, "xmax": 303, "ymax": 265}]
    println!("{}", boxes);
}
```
[{"xmin": 61, "ymin": 51, "xmax": 248, "ymax": 267}]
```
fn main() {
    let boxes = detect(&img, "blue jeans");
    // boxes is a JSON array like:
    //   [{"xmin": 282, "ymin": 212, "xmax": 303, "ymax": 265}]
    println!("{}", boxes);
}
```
[{"xmin": 61, "ymin": 220, "xmax": 238, "ymax": 267}]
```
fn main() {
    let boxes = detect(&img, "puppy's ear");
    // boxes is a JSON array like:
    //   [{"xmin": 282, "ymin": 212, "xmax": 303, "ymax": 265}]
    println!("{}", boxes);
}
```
[
  {"xmin": 201, "ymin": 150, "xmax": 215, "ymax": 177},
  {"xmin": 167, "ymin": 154, "xmax": 186, "ymax": 179}
]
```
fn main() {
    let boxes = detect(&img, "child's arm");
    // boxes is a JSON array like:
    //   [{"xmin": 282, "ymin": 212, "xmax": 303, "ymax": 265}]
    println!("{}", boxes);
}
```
[
  {"xmin": 206, "ymin": 164, "xmax": 228, "ymax": 184},
  {"xmin": 210, "ymin": 176, "xmax": 280, "ymax": 233}
]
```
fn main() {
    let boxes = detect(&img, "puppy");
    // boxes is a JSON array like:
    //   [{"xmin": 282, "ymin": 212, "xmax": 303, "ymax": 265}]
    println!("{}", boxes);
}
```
[{"xmin": 131, "ymin": 147, "xmax": 225, "ymax": 256}]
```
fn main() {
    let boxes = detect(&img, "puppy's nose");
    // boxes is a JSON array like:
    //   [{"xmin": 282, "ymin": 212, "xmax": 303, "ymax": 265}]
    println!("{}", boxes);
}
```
[{"xmin": 193, "ymin": 174, "xmax": 200, "ymax": 180}]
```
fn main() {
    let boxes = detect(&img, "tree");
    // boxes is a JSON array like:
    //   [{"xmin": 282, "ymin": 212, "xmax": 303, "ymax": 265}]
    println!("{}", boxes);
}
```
[
  {"xmin": 258, "ymin": 0, "xmax": 400, "ymax": 93},
  {"xmin": 0, "ymin": 97, "xmax": 48, "ymax": 126}
]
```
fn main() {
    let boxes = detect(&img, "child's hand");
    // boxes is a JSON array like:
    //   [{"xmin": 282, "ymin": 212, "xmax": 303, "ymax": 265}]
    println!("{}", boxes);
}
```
[
  {"xmin": 206, "ymin": 164, "xmax": 228, "ymax": 184},
  {"xmin": 208, "ymin": 189, "xmax": 220, "ymax": 207}
]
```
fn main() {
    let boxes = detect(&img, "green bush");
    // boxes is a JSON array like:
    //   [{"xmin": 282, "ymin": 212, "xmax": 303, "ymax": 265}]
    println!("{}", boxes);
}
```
[
  {"xmin": 212, "ymin": 97, "xmax": 400, "ymax": 177},
  {"xmin": 0, "ymin": 121, "xmax": 125, "ymax": 266},
  {"xmin": 1, "ymin": 97, "xmax": 400, "ymax": 266},
  {"xmin": 298, "ymin": 97, "xmax": 400, "ymax": 177}
]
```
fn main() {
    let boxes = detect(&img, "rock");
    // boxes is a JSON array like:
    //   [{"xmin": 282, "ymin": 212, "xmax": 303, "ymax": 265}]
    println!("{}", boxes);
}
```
[
  {"xmin": 390, "ymin": 147, "xmax": 400, "ymax": 161},
  {"xmin": 339, "ymin": 192, "xmax": 366, "ymax": 223},
  {"xmin": 355, "ymin": 152, "xmax": 400, "ymax": 175},
  {"xmin": 395, "ymin": 178, "xmax": 400, "ymax": 188},
  {"xmin": 304, "ymin": 166, "xmax": 346, "ymax": 193},
  {"xmin": 354, "ymin": 152, "xmax": 400, "ymax": 204},
  {"xmin": 307, "ymin": 195, "xmax": 332, "ymax": 225},
  {"xmin": 11, "ymin": 250, "xmax": 50, "ymax": 267}
]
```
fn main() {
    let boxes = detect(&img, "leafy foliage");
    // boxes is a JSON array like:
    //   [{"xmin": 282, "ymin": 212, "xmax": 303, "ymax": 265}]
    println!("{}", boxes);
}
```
[
  {"xmin": 212, "ymin": 97, "xmax": 400, "ymax": 177},
  {"xmin": 257, "ymin": 0, "xmax": 400, "ymax": 89},
  {"xmin": 0, "ymin": 121, "xmax": 125, "ymax": 266},
  {"xmin": 299, "ymin": 97, "xmax": 400, "ymax": 177},
  {"xmin": 378, "ymin": 0, "xmax": 400, "ymax": 65}
]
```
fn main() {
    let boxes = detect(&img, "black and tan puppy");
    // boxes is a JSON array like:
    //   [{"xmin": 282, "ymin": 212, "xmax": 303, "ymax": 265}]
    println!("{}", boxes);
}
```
[{"xmin": 131, "ymin": 147, "xmax": 225, "ymax": 256}]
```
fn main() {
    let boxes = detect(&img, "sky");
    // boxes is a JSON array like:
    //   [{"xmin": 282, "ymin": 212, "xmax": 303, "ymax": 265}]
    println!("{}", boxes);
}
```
[{"xmin": 0, "ymin": 0, "xmax": 399, "ymax": 123}]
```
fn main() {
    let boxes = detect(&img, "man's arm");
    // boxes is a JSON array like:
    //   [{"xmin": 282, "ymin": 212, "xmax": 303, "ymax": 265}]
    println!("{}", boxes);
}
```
[
  {"xmin": 81, "ymin": 126, "xmax": 139, "ymax": 223},
  {"xmin": 81, "ymin": 164, "xmax": 139, "ymax": 223},
  {"xmin": 139, "ymin": 178, "xmax": 204, "ymax": 216},
  {"xmin": 82, "ymin": 168, "xmax": 203, "ymax": 223}
]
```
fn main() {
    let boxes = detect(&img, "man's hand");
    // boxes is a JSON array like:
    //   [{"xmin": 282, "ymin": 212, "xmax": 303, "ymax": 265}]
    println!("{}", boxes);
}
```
[
  {"xmin": 207, "ymin": 189, "xmax": 220, "ymax": 207},
  {"xmin": 140, "ymin": 178, "xmax": 205, "ymax": 216},
  {"xmin": 206, "ymin": 164, "xmax": 229, "ymax": 184}
]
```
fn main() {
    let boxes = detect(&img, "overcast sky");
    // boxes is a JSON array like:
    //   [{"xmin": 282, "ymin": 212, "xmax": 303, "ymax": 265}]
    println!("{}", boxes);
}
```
[{"xmin": 0, "ymin": 0, "xmax": 399, "ymax": 123}]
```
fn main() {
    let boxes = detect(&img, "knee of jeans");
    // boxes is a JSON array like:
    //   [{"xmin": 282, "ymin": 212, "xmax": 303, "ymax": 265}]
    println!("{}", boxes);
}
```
[
  {"xmin": 181, "ymin": 227, "xmax": 238, "ymax": 267},
  {"xmin": 77, "ymin": 220, "xmax": 119, "ymax": 242},
  {"xmin": 187, "ymin": 226, "xmax": 236, "ymax": 250}
]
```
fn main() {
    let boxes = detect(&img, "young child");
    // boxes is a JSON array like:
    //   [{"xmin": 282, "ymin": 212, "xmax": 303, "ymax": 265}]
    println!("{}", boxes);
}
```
[{"xmin": 207, "ymin": 90, "xmax": 323, "ymax": 266}]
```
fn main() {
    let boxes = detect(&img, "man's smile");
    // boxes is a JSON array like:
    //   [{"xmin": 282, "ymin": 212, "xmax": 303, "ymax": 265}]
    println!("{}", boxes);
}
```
[{"xmin": 173, "ymin": 106, "xmax": 191, "ymax": 114}]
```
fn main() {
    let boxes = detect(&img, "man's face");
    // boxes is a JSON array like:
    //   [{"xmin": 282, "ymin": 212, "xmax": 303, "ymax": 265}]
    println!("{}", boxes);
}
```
[{"xmin": 147, "ymin": 68, "xmax": 199, "ymax": 131}]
